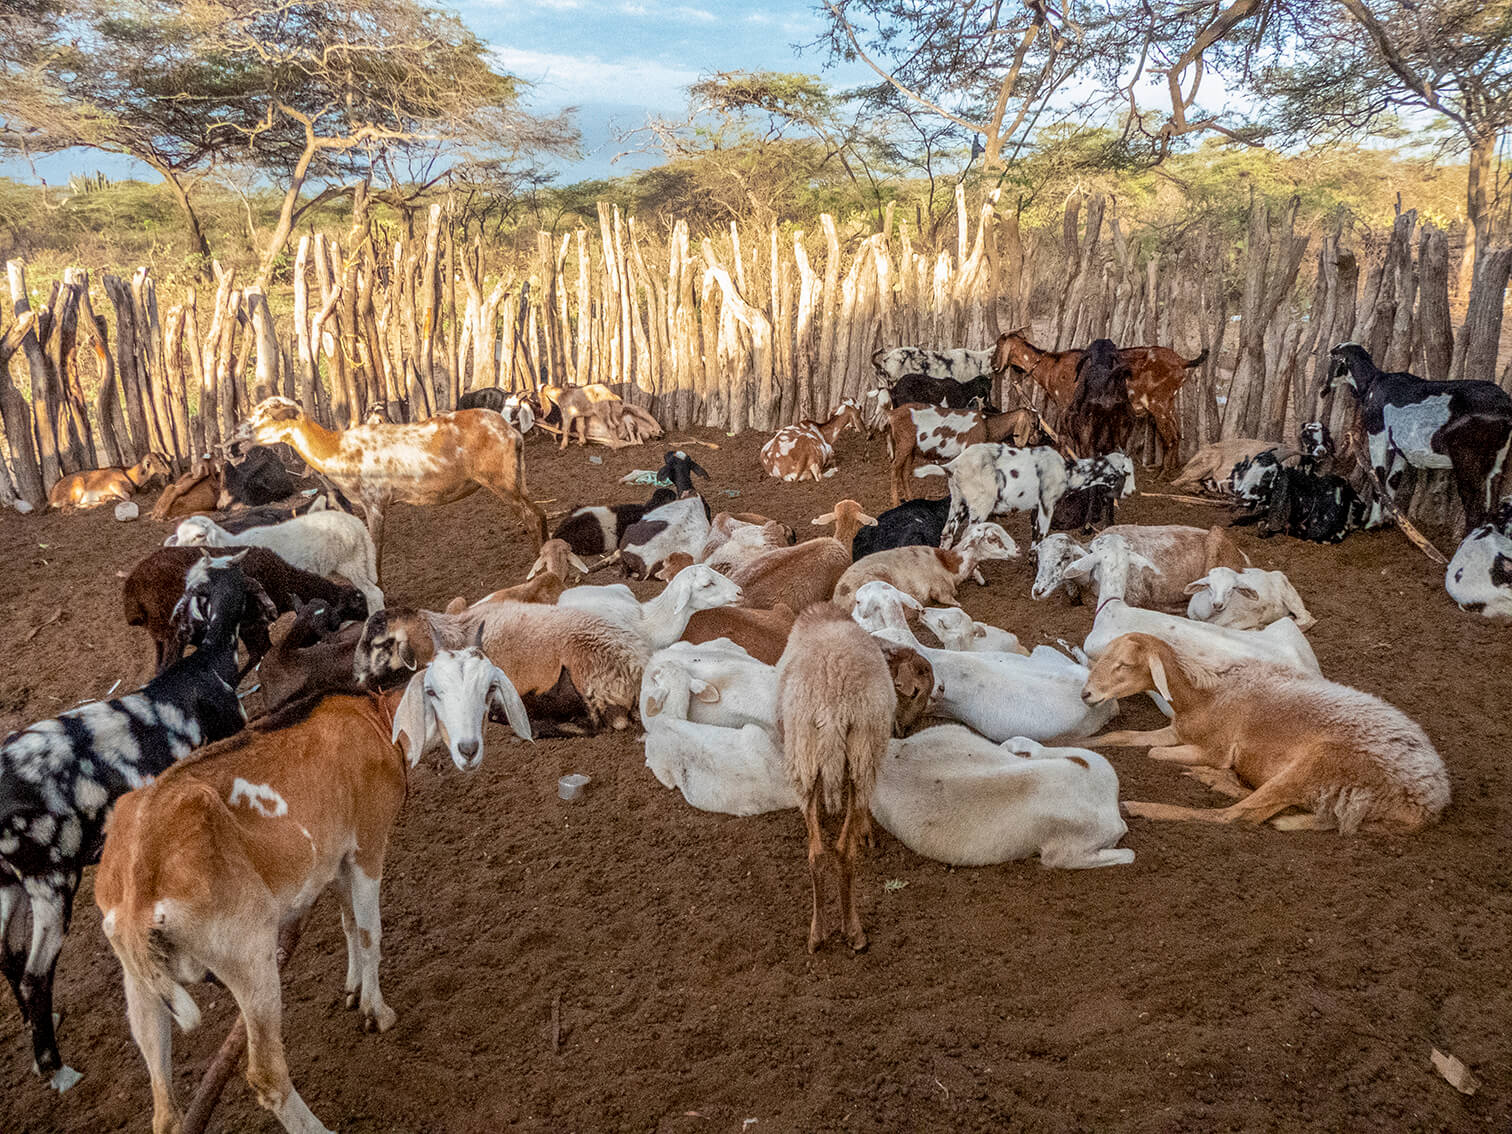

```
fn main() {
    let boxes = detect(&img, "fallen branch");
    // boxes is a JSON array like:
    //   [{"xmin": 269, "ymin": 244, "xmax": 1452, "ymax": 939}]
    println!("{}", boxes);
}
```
[
  {"xmin": 664, "ymin": 437, "xmax": 721, "ymax": 450},
  {"xmin": 181, "ymin": 917, "xmax": 306, "ymax": 1134},
  {"xmin": 23, "ymin": 607, "xmax": 64, "ymax": 643},
  {"xmin": 1141, "ymin": 492, "xmax": 1228, "ymax": 507},
  {"xmin": 1358, "ymin": 462, "xmax": 1448, "ymax": 565}
]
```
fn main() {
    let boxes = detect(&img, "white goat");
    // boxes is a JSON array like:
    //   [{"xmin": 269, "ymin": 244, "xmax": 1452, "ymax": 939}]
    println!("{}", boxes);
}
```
[
  {"xmin": 1074, "ymin": 534, "xmax": 1321, "ymax": 675},
  {"xmin": 850, "ymin": 582, "xmax": 1117, "ymax": 742},
  {"xmin": 617, "ymin": 497, "xmax": 712, "ymax": 579},
  {"xmin": 872, "ymin": 729, "xmax": 1133, "ymax": 868},
  {"xmin": 639, "ymin": 638, "xmax": 777, "ymax": 731},
  {"xmin": 1184, "ymin": 566, "xmax": 1315, "ymax": 631},
  {"xmin": 167, "ymin": 511, "xmax": 384, "ymax": 612},
  {"xmin": 916, "ymin": 443, "xmax": 1068, "ymax": 543},
  {"xmin": 1445, "ymin": 523, "xmax": 1512, "ymax": 618},
  {"xmin": 556, "ymin": 562, "xmax": 741, "ymax": 656},
  {"xmin": 916, "ymin": 607, "xmax": 1030, "ymax": 656}
]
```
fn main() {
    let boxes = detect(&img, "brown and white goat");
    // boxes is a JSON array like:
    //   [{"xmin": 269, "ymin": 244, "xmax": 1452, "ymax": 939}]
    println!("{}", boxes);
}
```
[
  {"xmin": 95, "ymin": 646, "xmax": 530, "ymax": 1134},
  {"xmin": 1081, "ymin": 633, "xmax": 1449, "ymax": 833},
  {"xmin": 48, "ymin": 452, "xmax": 171, "ymax": 511},
  {"xmin": 237, "ymin": 396, "xmax": 546, "ymax": 576},
  {"xmin": 887, "ymin": 404, "xmax": 1049, "ymax": 504},
  {"xmin": 728, "ymin": 500, "xmax": 875, "ymax": 612},
  {"xmin": 681, "ymin": 603, "xmax": 798, "ymax": 665},
  {"xmin": 759, "ymin": 400, "xmax": 864, "ymax": 482},
  {"xmin": 831, "ymin": 522, "xmax": 1019, "ymax": 609},
  {"xmin": 777, "ymin": 604, "xmax": 896, "ymax": 952}
]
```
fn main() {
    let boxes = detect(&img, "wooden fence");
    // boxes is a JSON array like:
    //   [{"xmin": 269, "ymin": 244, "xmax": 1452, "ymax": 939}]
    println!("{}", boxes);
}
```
[{"xmin": 1, "ymin": 185, "xmax": 1509, "ymax": 524}]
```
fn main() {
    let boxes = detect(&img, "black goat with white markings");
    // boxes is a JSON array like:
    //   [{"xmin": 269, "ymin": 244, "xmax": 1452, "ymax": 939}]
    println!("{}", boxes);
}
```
[
  {"xmin": 658, "ymin": 449, "xmax": 709, "ymax": 495},
  {"xmin": 1324, "ymin": 342, "xmax": 1512, "ymax": 529},
  {"xmin": 553, "ymin": 485, "xmax": 678, "ymax": 555},
  {"xmin": 1063, "ymin": 339, "xmax": 1135, "ymax": 458},
  {"xmin": 886, "ymin": 373, "xmax": 996, "ymax": 412},
  {"xmin": 1230, "ymin": 450, "xmax": 1364, "ymax": 543},
  {"xmin": 1051, "ymin": 453, "xmax": 1136, "ymax": 533},
  {"xmin": 0, "ymin": 553, "xmax": 262, "ymax": 1091}
]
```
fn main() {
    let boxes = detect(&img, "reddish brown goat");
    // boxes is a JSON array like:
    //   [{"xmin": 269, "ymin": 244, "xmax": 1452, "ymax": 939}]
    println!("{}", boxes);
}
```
[{"xmin": 993, "ymin": 330, "xmax": 1206, "ymax": 467}]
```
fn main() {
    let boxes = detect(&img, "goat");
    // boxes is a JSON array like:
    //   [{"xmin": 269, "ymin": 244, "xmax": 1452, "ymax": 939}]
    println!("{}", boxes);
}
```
[
  {"xmin": 916, "ymin": 443, "xmax": 1069, "ymax": 544},
  {"xmin": 887, "ymin": 404, "xmax": 1050, "ymax": 504},
  {"xmin": 1032, "ymin": 524, "xmax": 1249, "ymax": 611},
  {"xmin": 168, "ymin": 510, "xmax": 384, "ymax": 614},
  {"xmin": 1185, "ymin": 566, "xmax": 1316, "ymax": 631},
  {"xmin": 728, "ymin": 500, "xmax": 873, "ymax": 612},
  {"xmin": 124, "ymin": 546, "xmax": 364, "ymax": 673},
  {"xmin": 1445, "ymin": 518, "xmax": 1512, "ymax": 618},
  {"xmin": 1063, "ymin": 338, "xmax": 1135, "ymax": 457},
  {"xmin": 1325, "ymin": 341, "xmax": 1512, "ymax": 529},
  {"xmin": 777, "ymin": 604, "xmax": 895, "ymax": 953},
  {"xmin": 47, "ymin": 452, "xmax": 171, "ymax": 511},
  {"xmin": 698, "ymin": 514, "xmax": 796, "ymax": 573},
  {"xmin": 0, "ymin": 554, "xmax": 262, "ymax": 1090},
  {"xmin": 150, "ymin": 459, "xmax": 221, "ymax": 521},
  {"xmin": 256, "ymin": 602, "xmax": 367, "ymax": 714},
  {"xmin": 641, "ymin": 639, "xmax": 778, "ymax": 731},
  {"xmin": 992, "ymin": 330, "xmax": 1204, "ymax": 469},
  {"xmin": 759, "ymin": 400, "xmax": 864, "ymax": 482},
  {"xmin": 831, "ymin": 522, "xmax": 1018, "ymax": 608},
  {"xmin": 657, "ymin": 449, "xmax": 710, "ymax": 496},
  {"xmin": 886, "ymin": 373, "xmax": 996, "ymax": 413},
  {"xmin": 451, "ymin": 390, "xmax": 537, "ymax": 435},
  {"xmin": 1170, "ymin": 439, "xmax": 1289, "ymax": 493},
  {"xmin": 1050, "ymin": 453, "xmax": 1137, "ymax": 533},
  {"xmin": 872, "ymin": 346, "xmax": 995, "ymax": 385},
  {"xmin": 915, "ymin": 607, "xmax": 1029, "ymax": 656},
  {"xmin": 217, "ymin": 444, "xmax": 297, "ymax": 509},
  {"xmin": 235, "ymin": 396, "xmax": 546, "ymax": 576},
  {"xmin": 95, "ymin": 644, "xmax": 529, "ymax": 1134},
  {"xmin": 851, "ymin": 582, "xmax": 1116, "ymax": 742},
  {"xmin": 556, "ymin": 563, "xmax": 743, "ymax": 652},
  {"xmin": 619, "ymin": 496, "xmax": 713, "ymax": 580},
  {"xmin": 554, "ymin": 486, "xmax": 677, "ymax": 555},
  {"xmin": 851, "ymin": 496, "xmax": 950, "ymax": 561},
  {"xmin": 872, "ymin": 730, "xmax": 1133, "ymax": 868},
  {"xmin": 1081, "ymin": 633, "xmax": 1449, "ymax": 833},
  {"xmin": 1229, "ymin": 450, "xmax": 1364, "ymax": 543},
  {"xmin": 1071, "ymin": 534, "xmax": 1321, "ymax": 675}
]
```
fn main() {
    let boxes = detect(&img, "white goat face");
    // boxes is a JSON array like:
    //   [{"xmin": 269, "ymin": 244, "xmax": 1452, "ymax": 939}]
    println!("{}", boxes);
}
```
[
  {"xmin": 918, "ymin": 606, "xmax": 972, "ymax": 646},
  {"xmin": 673, "ymin": 563, "xmax": 743, "ymax": 611},
  {"xmin": 1031, "ymin": 533, "xmax": 1083, "ymax": 600},
  {"xmin": 165, "ymin": 516, "xmax": 217, "ymax": 547},
  {"xmin": 962, "ymin": 522, "xmax": 1019, "ymax": 560},
  {"xmin": 393, "ymin": 647, "xmax": 532, "ymax": 771},
  {"xmin": 850, "ymin": 581, "xmax": 922, "ymax": 634}
]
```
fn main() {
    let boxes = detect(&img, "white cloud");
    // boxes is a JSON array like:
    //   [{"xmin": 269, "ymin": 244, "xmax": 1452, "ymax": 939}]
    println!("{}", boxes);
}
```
[
  {"xmin": 671, "ymin": 5, "xmax": 716, "ymax": 22},
  {"xmin": 492, "ymin": 46, "xmax": 698, "ymax": 109}
]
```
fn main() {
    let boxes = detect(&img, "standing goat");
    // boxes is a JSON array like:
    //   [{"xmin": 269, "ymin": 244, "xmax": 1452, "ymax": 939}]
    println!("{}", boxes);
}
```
[
  {"xmin": 235, "ymin": 396, "xmax": 546, "ymax": 576},
  {"xmin": 776, "ymin": 605, "xmax": 895, "ymax": 953},
  {"xmin": 95, "ymin": 643, "xmax": 530, "ymax": 1134},
  {"xmin": 0, "ymin": 554, "xmax": 263, "ymax": 1091},
  {"xmin": 1063, "ymin": 339, "xmax": 1135, "ymax": 457}
]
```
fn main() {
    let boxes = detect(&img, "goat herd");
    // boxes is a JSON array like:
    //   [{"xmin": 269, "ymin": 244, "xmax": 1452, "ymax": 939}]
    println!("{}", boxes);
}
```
[{"xmin": 1, "ymin": 327, "xmax": 1509, "ymax": 1134}]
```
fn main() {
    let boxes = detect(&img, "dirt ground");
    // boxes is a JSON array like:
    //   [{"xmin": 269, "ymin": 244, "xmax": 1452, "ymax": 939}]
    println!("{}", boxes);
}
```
[{"xmin": 0, "ymin": 425, "xmax": 1509, "ymax": 1133}]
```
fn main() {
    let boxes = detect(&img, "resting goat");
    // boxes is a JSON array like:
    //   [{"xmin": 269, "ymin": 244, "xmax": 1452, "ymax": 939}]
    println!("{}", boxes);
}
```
[
  {"xmin": 1082, "ymin": 633, "xmax": 1448, "ymax": 833},
  {"xmin": 96, "ymin": 643, "xmax": 530, "ymax": 1134},
  {"xmin": 831, "ymin": 522, "xmax": 1018, "ymax": 608},
  {"xmin": 0, "ymin": 554, "xmax": 262, "ymax": 1090},
  {"xmin": 1184, "ymin": 566, "xmax": 1316, "ymax": 631},
  {"xmin": 759, "ymin": 400, "xmax": 864, "ymax": 482},
  {"xmin": 1445, "ymin": 516, "xmax": 1512, "ymax": 618},
  {"xmin": 1229, "ymin": 450, "xmax": 1364, "ymax": 543},
  {"xmin": 47, "ymin": 452, "xmax": 172, "ymax": 511}
]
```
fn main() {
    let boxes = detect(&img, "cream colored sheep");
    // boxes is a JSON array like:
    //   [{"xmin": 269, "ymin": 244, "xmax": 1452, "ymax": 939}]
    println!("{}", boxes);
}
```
[{"xmin": 776, "ymin": 603, "xmax": 896, "ymax": 953}]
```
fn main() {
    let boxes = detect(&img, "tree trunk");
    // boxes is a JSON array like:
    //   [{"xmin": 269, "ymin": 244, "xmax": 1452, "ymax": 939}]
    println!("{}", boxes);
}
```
[
  {"xmin": 0, "ymin": 309, "xmax": 45, "ymax": 507},
  {"xmin": 1450, "ymin": 245, "xmax": 1512, "ymax": 385}
]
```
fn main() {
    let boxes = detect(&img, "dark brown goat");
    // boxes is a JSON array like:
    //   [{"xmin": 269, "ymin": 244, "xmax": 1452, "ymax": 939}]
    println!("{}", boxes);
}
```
[{"xmin": 1063, "ymin": 338, "xmax": 1135, "ymax": 458}]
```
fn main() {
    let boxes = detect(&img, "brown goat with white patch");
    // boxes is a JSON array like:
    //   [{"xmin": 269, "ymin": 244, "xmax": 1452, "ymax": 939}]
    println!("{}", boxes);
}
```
[
  {"xmin": 729, "ymin": 500, "xmax": 875, "ymax": 612},
  {"xmin": 1082, "ymin": 633, "xmax": 1450, "ymax": 833},
  {"xmin": 759, "ymin": 400, "xmax": 864, "ymax": 481},
  {"xmin": 777, "ymin": 604, "xmax": 896, "ymax": 952},
  {"xmin": 681, "ymin": 603, "xmax": 798, "ymax": 665}
]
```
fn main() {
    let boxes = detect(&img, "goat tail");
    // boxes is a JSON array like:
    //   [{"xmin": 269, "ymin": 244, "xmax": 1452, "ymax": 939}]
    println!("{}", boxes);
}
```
[
  {"xmin": 1183, "ymin": 349, "xmax": 1210, "ymax": 370},
  {"xmin": 913, "ymin": 463, "xmax": 945, "ymax": 478},
  {"xmin": 111, "ymin": 906, "xmax": 201, "ymax": 1033}
]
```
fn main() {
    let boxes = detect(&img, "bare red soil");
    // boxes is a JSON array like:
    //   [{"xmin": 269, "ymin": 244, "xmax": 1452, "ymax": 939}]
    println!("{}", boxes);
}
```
[{"xmin": 0, "ymin": 426, "xmax": 1508, "ymax": 1132}]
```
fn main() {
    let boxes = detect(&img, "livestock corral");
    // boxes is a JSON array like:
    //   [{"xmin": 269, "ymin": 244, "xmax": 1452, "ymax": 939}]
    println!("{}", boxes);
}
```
[{"xmin": 0, "ymin": 408, "xmax": 1510, "ymax": 1132}]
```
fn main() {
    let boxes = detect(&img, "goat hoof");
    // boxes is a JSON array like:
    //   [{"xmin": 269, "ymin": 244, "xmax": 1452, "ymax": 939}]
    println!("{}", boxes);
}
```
[
  {"xmin": 849, "ymin": 935, "xmax": 869, "ymax": 954},
  {"xmin": 344, "ymin": 991, "xmax": 359, "ymax": 1010},
  {"xmin": 364, "ymin": 1006, "xmax": 396, "ymax": 1033}
]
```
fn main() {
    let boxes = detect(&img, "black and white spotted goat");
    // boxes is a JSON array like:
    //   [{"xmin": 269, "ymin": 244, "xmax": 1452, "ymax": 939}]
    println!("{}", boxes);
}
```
[
  {"xmin": 0, "ymin": 552, "xmax": 266, "ymax": 1090},
  {"xmin": 872, "ymin": 346, "xmax": 995, "ymax": 385},
  {"xmin": 1324, "ymin": 342, "xmax": 1512, "ymax": 529},
  {"xmin": 1446, "ymin": 496, "xmax": 1512, "ymax": 618}
]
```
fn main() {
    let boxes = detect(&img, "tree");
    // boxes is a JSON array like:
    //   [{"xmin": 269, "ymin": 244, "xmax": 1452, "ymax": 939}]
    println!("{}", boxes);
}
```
[{"xmin": 1258, "ymin": 0, "xmax": 1511, "ymax": 285}]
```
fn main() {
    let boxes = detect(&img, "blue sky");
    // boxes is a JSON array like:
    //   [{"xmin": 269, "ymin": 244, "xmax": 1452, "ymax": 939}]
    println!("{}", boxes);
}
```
[{"xmin": 0, "ymin": 0, "xmax": 863, "ymax": 187}]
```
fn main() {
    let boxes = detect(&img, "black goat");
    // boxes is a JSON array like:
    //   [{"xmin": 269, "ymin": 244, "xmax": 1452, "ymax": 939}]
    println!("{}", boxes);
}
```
[
  {"xmin": 0, "ymin": 554, "xmax": 262, "ymax": 1089},
  {"xmin": 458, "ymin": 386, "xmax": 509, "ymax": 412},
  {"xmin": 887, "ymin": 372, "xmax": 997, "ymax": 413},
  {"xmin": 552, "ymin": 485, "xmax": 678, "ymax": 555},
  {"xmin": 658, "ymin": 449, "xmax": 709, "ymax": 496},
  {"xmin": 852, "ymin": 496, "xmax": 951, "ymax": 560},
  {"xmin": 217, "ymin": 444, "xmax": 296, "ymax": 508},
  {"xmin": 1230, "ymin": 451, "xmax": 1363, "ymax": 543},
  {"xmin": 1324, "ymin": 342, "xmax": 1512, "ymax": 529},
  {"xmin": 1063, "ymin": 338, "xmax": 1135, "ymax": 457}
]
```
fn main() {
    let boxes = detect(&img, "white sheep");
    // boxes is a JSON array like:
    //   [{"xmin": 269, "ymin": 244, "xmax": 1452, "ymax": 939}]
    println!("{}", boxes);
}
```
[
  {"xmin": 641, "ymin": 664, "xmax": 793, "ymax": 817},
  {"xmin": 167, "ymin": 511, "xmax": 384, "ymax": 612},
  {"xmin": 872, "ymin": 728, "xmax": 1133, "ymax": 868},
  {"xmin": 1074, "ymin": 534, "xmax": 1320, "ymax": 675},
  {"xmin": 639, "ymin": 638, "xmax": 777, "ymax": 731},
  {"xmin": 850, "ymin": 582, "xmax": 1117, "ymax": 742},
  {"xmin": 915, "ymin": 607, "xmax": 1029, "ymax": 655},
  {"xmin": 1184, "ymin": 566, "xmax": 1316, "ymax": 631}
]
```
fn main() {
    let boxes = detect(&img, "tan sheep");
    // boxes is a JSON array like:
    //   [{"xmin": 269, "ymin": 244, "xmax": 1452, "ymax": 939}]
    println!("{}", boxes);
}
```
[
  {"xmin": 729, "ymin": 500, "xmax": 875, "ymax": 611},
  {"xmin": 776, "ymin": 604, "xmax": 896, "ymax": 952},
  {"xmin": 831, "ymin": 522, "xmax": 1018, "ymax": 609}
]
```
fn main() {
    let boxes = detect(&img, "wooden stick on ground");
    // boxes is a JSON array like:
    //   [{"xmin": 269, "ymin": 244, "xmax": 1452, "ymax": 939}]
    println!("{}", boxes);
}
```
[
  {"xmin": 1358, "ymin": 462, "xmax": 1448, "ymax": 565},
  {"xmin": 1141, "ymin": 492, "xmax": 1229, "ymax": 507},
  {"xmin": 181, "ymin": 917, "xmax": 306, "ymax": 1134},
  {"xmin": 551, "ymin": 991, "xmax": 562, "ymax": 1054}
]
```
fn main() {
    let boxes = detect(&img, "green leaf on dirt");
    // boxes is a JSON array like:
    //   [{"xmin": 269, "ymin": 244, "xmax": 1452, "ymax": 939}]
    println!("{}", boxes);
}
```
[{"xmin": 883, "ymin": 878, "xmax": 908, "ymax": 892}]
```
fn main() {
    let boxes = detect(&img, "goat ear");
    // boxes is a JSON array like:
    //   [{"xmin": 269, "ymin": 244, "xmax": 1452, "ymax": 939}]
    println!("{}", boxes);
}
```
[
  {"xmin": 1236, "ymin": 585, "xmax": 1261, "ymax": 599},
  {"xmin": 691, "ymin": 461, "xmax": 708, "ymax": 478},
  {"xmin": 245, "ymin": 577, "xmax": 280, "ymax": 624},
  {"xmin": 972, "ymin": 624, "xmax": 987, "ymax": 639},
  {"xmin": 392, "ymin": 670, "xmax": 434, "ymax": 767},
  {"xmin": 811, "ymin": 513, "xmax": 834, "ymax": 525},
  {"xmin": 1182, "ymin": 580, "xmax": 1207, "ymax": 596},
  {"xmin": 859, "ymin": 512, "xmax": 879, "ymax": 526},
  {"xmin": 398, "ymin": 638, "xmax": 418, "ymax": 671},
  {"xmin": 569, "ymin": 553, "xmax": 590, "ymax": 575},
  {"xmin": 488, "ymin": 668, "xmax": 533, "ymax": 742},
  {"xmin": 1064, "ymin": 553, "xmax": 1098, "ymax": 579},
  {"xmin": 690, "ymin": 678, "xmax": 721, "ymax": 704},
  {"xmin": 643, "ymin": 689, "xmax": 665, "ymax": 717},
  {"xmin": 1147, "ymin": 654, "xmax": 1172, "ymax": 703},
  {"xmin": 525, "ymin": 558, "xmax": 544, "ymax": 580},
  {"xmin": 1129, "ymin": 551, "xmax": 1160, "ymax": 574}
]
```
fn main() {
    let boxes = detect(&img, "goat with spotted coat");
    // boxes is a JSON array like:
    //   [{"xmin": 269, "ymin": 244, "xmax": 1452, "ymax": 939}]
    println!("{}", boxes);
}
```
[{"xmin": 0, "ymin": 553, "xmax": 265, "ymax": 1091}]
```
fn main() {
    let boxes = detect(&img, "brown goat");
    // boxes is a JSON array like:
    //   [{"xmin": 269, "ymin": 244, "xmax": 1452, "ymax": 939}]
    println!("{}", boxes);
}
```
[
  {"xmin": 48, "ymin": 452, "xmax": 171, "ymax": 510},
  {"xmin": 681, "ymin": 603, "xmax": 797, "ymax": 665},
  {"xmin": 151, "ymin": 460, "xmax": 222, "ymax": 521}
]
